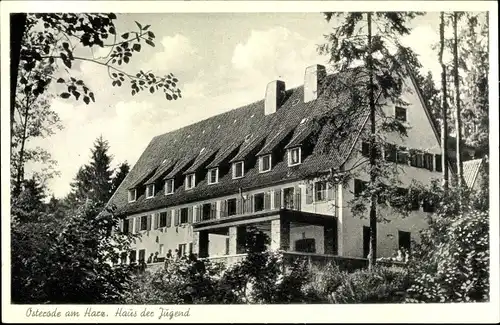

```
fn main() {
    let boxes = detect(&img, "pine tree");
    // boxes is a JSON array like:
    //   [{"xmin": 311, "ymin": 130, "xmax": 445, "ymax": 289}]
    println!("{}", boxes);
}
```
[
  {"xmin": 318, "ymin": 12, "xmax": 422, "ymax": 269},
  {"xmin": 66, "ymin": 136, "xmax": 114, "ymax": 210},
  {"xmin": 111, "ymin": 162, "xmax": 130, "ymax": 195},
  {"xmin": 11, "ymin": 177, "xmax": 46, "ymax": 223}
]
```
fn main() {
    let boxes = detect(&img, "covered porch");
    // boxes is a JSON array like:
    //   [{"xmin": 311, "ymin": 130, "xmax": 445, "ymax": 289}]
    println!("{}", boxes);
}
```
[{"xmin": 192, "ymin": 208, "xmax": 338, "ymax": 261}]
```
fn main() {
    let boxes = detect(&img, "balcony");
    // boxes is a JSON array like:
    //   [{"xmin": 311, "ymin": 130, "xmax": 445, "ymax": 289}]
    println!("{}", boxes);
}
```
[{"xmin": 194, "ymin": 188, "xmax": 302, "ymax": 226}]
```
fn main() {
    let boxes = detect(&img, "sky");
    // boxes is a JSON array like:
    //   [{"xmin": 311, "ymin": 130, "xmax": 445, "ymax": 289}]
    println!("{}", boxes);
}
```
[{"xmin": 27, "ymin": 12, "xmax": 445, "ymax": 198}]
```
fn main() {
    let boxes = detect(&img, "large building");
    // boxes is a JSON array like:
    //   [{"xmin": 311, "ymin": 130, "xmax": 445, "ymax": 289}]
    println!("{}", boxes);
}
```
[{"xmin": 108, "ymin": 64, "xmax": 446, "ymax": 266}]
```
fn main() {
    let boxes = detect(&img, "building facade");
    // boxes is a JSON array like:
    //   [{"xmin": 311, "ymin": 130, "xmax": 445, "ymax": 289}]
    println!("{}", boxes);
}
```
[{"xmin": 108, "ymin": 64, "xmax": 445, "ymax": 266}]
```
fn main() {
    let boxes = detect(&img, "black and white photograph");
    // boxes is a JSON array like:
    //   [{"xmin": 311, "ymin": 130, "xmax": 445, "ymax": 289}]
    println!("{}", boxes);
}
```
[{"xmin": 1, "ymin": 1, "xmax": 499, "ymax": 323}]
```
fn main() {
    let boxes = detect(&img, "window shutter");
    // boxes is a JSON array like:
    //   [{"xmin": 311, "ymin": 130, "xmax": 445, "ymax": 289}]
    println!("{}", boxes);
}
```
[
  {"xmin": 155, "ymin": 213, "xmax": 160, "ymax": 229},
  {"xmin": 196, "ymin": 205, "xmax": 202, "ymax": 222},
  {"xmin": 175, "ymin": 209, "xmax": 180, "ymax": 226},
  {"xmin": 118, "ymin": 219, "xmax": 124, "ymax": 233},
  {"xmin": 327, "ymin": 183, "xmax": 334, "ymax": 201},
  {"xmin": 264, "ymin": 192, "xmax": 271, "ymax": 210},
  {"xmin": 295, "ymin": 185, "xmax": 301, "ymax": 210},
  {"xmin": 245, "ymin": 197, "xmax": 252, "ymax": 213},
  {"xmin": 306, "ymin": 183, "xmax": 313, "ymax": 204},
  {"xmin": 221, "ymin": 200, "xmax": 227, "ymax": 218},
  {"xmin": 167, "ymin": 210, "xmax": 172, "ymax": 228},
  {"xmin": 435, "ymin": 154, "xmax": 443, "ymax": 172},
  {"xmin": 211, "ymin": 202, "xmax": 217, "ymax": 219},
  {"xmin": 236, "ymin": 198, "xmax": 242, "ymax": 214},
  {"xmin": 135, "ymin": 217, "xmax": 140, "ymax": 233},
  {"xmin": 274, "ymin": 189, "xmax": 282, "ymax": 209},
  {"xmin": 128, "ymin": 218, "xmax": 134, "ymax": 234},
  {"xmin": 147, "ymin": 215, "xmax": 152, "ymax": 231},
  {"xmin": 188, "ymin": 207, "xmax": 193, "ymax": 223}
]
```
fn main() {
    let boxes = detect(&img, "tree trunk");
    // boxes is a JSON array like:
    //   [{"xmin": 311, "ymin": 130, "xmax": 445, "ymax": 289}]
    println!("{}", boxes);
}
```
[
  {"xmin": 14, "ymin": 96, "xmax": 31, "ymax": 197},
  {"xmin": 453, "ymin": 12, "xmax": 464, "ymax": 188},
  {"xmin": 367, "ymin": 12, "xmax": 377, "ymax": 271},
  {"xmin": 10, "ymin": 14, "xmax": 27, "ymax": 145},
  {"xmin": 439, "ymin": 12, "xmax": 449, "ymax": 191}
]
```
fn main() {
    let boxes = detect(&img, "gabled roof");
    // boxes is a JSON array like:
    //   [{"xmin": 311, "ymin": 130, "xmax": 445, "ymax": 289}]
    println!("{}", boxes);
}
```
[
  {"xmin": 184, "ymin": 148, "xmax": 217, "ymax": 174},
  {"xmin": 127, "ymin": 166, "xmax": 158, "ymax": 189},
  {"xmin": 256, "ymin": 127, "xmax": 294, "ymax": 156},
  {"xmin": 285, "ymin": 119, "xmax": 316, "ymax": 149},
  {"xmin": 463, "ymin": 158, "xmax": 484, "ymax": 188},
  {"xmin": 144, "ymin": 159, "xmax": 176, "ymax": 185}
]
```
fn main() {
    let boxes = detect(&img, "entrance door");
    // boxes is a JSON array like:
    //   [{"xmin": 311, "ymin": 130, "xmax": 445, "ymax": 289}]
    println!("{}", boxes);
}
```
[{"xmin": 295, "ymin": 238, "xmax": 316, "ymax": 253}]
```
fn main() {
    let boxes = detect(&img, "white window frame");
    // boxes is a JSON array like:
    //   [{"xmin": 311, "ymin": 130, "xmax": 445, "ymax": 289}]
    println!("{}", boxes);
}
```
[
  {"xmin": 288, "ymin": 147, "xmax": 302, "ymax": 166},
  {"xmin": 232, "ymin": 161, "xmax": 245, "ymax": 179},
  {"xmin": 207, "ymin": 168, "xmax": 219, "ymax": 185},
  {"xmin": 165, "ymin": 179, "xmax": 174, "ymax": 195},
  {"xmin": 145, "ymin": 184, "xmax": 155, "ymax": 199},
  {"xmin": 128, "ymin": 189, "xmax": 137, "ymax": 203},
  {"xmin": 259, "ymin": 154, "xmax": 272, "ymax": 173},
  {"xmin": 314, "ymin": 181, "xmax": 327, "ymax": 202},
  {"xmin": 185, "ymin": 174, "xmax": 196, "ymax": 190}
]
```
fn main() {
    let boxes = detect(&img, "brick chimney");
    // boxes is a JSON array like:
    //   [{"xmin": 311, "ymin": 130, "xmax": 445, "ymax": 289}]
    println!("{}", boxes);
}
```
[
  {"xmin": 265, "ymin": 80, "xmax": 286, "ymax": 115},
  {"xmin": 304, "ymin": 64, "xmax": 326, "ymax": 103}
]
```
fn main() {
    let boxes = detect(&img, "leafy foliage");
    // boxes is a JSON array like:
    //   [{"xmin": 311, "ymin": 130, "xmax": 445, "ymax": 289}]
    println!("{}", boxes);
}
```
[
  {"xmin": 405, "ymin": 184, "xmax": 489, "ymax": 303},
  {"xmin": 18, "ymin": 13, "xmax": 181, "ymax": 104},
  {"xmin": 11, "ymin": 202, "xmax": 135, "ymax": 304}
]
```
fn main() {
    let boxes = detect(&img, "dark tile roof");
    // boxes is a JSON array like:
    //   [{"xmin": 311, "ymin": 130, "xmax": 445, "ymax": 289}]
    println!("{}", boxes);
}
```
[
  {"xmin": 109, "ymin": 72, "xmax": 371, "ymax": 216},
  {"xmin": 144, "ymin": 159, "xmax": 176, "ymax": 185}
]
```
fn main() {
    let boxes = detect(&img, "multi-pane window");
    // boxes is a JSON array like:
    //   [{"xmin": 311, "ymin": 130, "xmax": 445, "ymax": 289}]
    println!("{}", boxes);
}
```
[
  {"xmin": 146, "ymin": 184, "xmax": 155, "ymax": 199},
  {"xmin": 180, "ymin": 208, "xmax": 189, "ymax": 224},
  {"xmin": 202, "ymin": 203, "xmax": 212, "ymax": 221},
  {"xmin": 165, "ymin": 179, "xmax": 174, "ymax": 195},
  {"xmin": 385, "ymin": 143, "xmax": 397, "ymax": 162},
  {"xmin": 354, "ymin": 179, "xmax": 367, "ymax": 197},
  {"xmin": 397, "ymin": 147, "xmax": 409, "ymax": 164},
  {"xmin": 398, "ymin": 230, "xmax": 411, "ymax": 252},
  {"xmin": 185, "ymin": 174, "xmax": 196, "ymax": 190},
  {"xmin": 129, "ymin": 250, "xmax": 137, "ymax": 263},
  {"xmin": 254, "ymin": 193, "xmax": 265, "ymax": 212},
  {"xmin": 288, "ymin": 147, "xmax": 301, "ymax": 166},
  {"xmin": 140, "ymin": 215, "xmax": 148, "ymax": 231},
  {"xmin": 123, "ymin": 218, "xmax": 130, "ymax": 234},
  {"xmin": 259, "ymin": 154, "xmax": 272, "ymax": 173},
  {"xmin": 207, "ymin": 168, "xmax": 218, "ymax": 184},
  {"xmin": 138, "ymin": 249, "xmax": 146, "ymax": 263},
  {"xmin": 361, "ymin": 141, "xmax": 370, "ymax": 157},
  {"xmin": 283, "ymin": 187, "xmax": 295, "ymax": 209},
  {"xmin": 395, "ymin": 106, "xmax": 407, "ymax": 122},
  {"xmin": 159, "ymin": 212, "xmax": 167, "ymax": 227},
  {"xmin": 232, "ymin": 161, "xmax": 244, "ymax": 179},
  {"xmin": 178, "ymin": 243, "xmax": 187, "ymax": 257},
  {"xmin": 128, "ymin": 189, "xmax": 137, "ymax": 202},
  {"xmin": 314, "ymin": 181, "xmax": 327, "ymax": 202},
  {"xmin": 227, "ymin": 198, "xmax": 237, "ymax": 216}
]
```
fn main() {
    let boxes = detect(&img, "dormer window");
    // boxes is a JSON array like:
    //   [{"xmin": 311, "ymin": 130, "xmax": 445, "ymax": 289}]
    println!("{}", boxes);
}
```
[
  {"xmin": 185, "ymin": 174, "xmax": 196, "ymax": 190},
  {"xmin": 232, "ymin": 161, "xmax": 244, "ymax": 179},
  {"xmin": 208, "ymin": 168, "xmax": 219, "ymax": 185},
  {"xmin": 165, "ymin": 179, "xmax": 174, "ymax": 195},
  {"xmin": 259, "ymin": 154, "xmax": 272, "ymax": 173},
  {"xmin": 395, "ymin": 106, "xmax": 407, "ymax": 122},
  {"xmin": 288, "ymin": 147, "xmax": 301, "ymax": 166},
  {"xmin": 128, "ymin": 189, "xmax": 137, "ymax": 203},
  {"xmin": 145, "ymin": 184, "xmax": 155, "ymax": 199}
]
